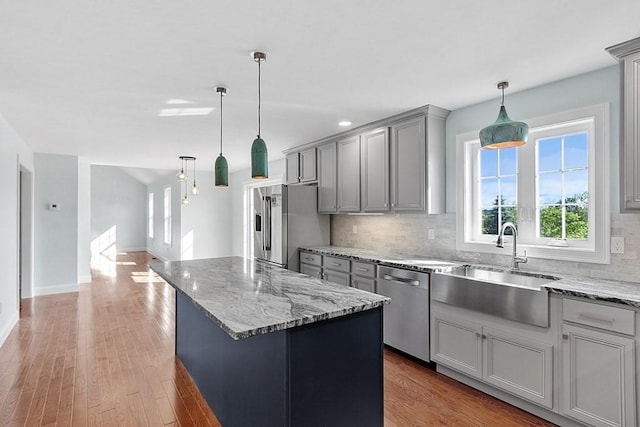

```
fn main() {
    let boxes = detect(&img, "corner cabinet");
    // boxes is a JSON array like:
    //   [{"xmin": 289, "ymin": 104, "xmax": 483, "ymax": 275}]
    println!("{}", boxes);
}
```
[
  {"xmin": 607, "ymin": 37, "xmax": 640, "ymax": 211},
  {"xmin": 285, "ymin": 148, "xmax": 316, "ymax": 185},
  {"xmin": 317, "ymin": 142, "xmax": 337, "ymax": 213}
]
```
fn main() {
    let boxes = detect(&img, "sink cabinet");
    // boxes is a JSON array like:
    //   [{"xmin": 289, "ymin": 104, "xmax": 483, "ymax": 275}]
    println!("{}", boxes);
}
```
[
  {"xmin": 560, "ymin": 297, "xmax": 637, "ymax": 427},
  {"xmin": 431, "ymin": 304, "xmax": 554, "ymax": 409}
]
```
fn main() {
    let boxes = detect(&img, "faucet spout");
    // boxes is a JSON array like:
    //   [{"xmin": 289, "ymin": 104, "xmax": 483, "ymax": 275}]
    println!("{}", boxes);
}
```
[{"xmin": 496, "ymin": 222, "xmax": 527, "ymax": 270}]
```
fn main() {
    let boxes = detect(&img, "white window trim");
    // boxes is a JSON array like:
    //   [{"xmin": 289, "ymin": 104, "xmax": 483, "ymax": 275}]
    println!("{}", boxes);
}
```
[
  {"xmin": 148, "ymin": 192, "xmax": 154, "ymax": 239},
  {"xmin": 456, "ymin": 103, "xmax": 610, "ymax": 264},
  {"xmin": 163, "ymin": 186, "xmax": 172, "ymax": 246}
]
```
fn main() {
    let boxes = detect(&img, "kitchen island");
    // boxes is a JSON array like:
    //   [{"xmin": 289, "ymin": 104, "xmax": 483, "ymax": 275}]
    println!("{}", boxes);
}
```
[{"xmin": 150, "ymin": 257, "xmax": 389, "ymax": 427}]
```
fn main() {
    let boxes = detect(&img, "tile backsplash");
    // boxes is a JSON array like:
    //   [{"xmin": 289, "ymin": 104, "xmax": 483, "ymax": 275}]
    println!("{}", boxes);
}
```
[{"xmin": 331, "ymin": 213, "xmax": 640, "ymax": 284}]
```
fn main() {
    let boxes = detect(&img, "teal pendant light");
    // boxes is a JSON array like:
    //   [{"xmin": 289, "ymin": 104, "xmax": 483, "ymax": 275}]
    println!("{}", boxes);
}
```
[
  {"xmin": 214, "ymin": 86, "xmax": 229, "ymax": 187},
  {"xmin": 479, "ymin": 81, "xmax": 528, "ymax": 149},
  {"xmin": 251, "ymin": 51, "xmax": 268, "ymax": 179}
]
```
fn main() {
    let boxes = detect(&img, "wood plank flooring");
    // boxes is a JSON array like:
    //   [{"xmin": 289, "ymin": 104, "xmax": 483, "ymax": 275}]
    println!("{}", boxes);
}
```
[{"xmin": 0, "ymin": 251, "xmax": 555, "ymax": 426}]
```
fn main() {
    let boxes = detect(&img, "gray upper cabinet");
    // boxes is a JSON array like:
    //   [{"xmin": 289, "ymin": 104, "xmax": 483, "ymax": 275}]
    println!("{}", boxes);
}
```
[
  {"xmin": 390, "ymin": 107, "xmax": 448, "ymax": 213},
  {"xmin": 317, "ymin": 142, "xmax": 337, "ymax": 213},
  {"xmin": 337, "ymin": 135, "xmax": 361, "ymax": 212},
  {"xmin": 361, "ymin": 128, "xmax": 390, "ymax": 212},
  {"xmin": 285, "ymin": 148, "xmax": 317, "ymax": 185},
  {"xmin": 607, "ymin": 37, "xmax": 640, "ymax": 211}
]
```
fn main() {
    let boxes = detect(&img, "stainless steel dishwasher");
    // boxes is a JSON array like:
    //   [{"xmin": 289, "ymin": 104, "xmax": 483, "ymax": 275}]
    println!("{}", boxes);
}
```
[{"xmin": 377, "ymin": 266, "xmax": 430, "ymax": 362}]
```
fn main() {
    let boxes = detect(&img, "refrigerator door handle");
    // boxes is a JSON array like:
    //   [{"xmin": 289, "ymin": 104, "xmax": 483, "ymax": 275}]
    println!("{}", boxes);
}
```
[{"xmin": 263, "ymin": 196, "xmax": 272, "ymax": 251}]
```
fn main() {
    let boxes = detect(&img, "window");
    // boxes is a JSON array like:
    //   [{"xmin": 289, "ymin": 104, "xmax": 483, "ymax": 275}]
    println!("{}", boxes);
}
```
[
  {"xmin": 164, "ymin": 187, "xmax": 172, "ymax": 245},
  {"xmin": 457, "ymin": 104, "xmax": 610, "ymax": 263},
  {"xmin": 148, "ymin": 192, "xmax": 154, "ymax": 239}
]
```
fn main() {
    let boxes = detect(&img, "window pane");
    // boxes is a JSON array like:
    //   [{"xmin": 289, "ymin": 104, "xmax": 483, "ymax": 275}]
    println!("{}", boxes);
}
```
[
  {"xmin": 499, "ymin": 148, "xmax": 517, "ymax": 176},
  {"xmin": 482, "ymin": 208, "xmax": 499, "ymax": 235},
  {"xmin": 538, "ymin": 137, "xmax": 561, "ymax": 172},
  {"xmin": 539, "ymin": 206, "xmax": 562, "ymax": 239},
  {"xmin": 564, "ymin": 133, "xmax": 588, "ymax": 169},
  {"xmin": 538, "ymin": 172, "xmax": 562, "ymax": 204},
  {"xmin": 564, "ymin": 170, "xmax": 588, "ymax": 204},
  {"xmin": 566, "ymin": 205, "xmax": 588, "ymax": 239},
  {"xmin": 502, "ymin": 207, "xmax": 518, "ymax": 232},
  {"xmin": 500, "ymin": 176, "xmax": 517, "ymax": 205},
  {"xmin": 481, "ymin": 178, "xmax": 498, "ymax": 207},
  {"xmin": 480, "ymin": 149, "xmax": 498, "ymax": 177}
]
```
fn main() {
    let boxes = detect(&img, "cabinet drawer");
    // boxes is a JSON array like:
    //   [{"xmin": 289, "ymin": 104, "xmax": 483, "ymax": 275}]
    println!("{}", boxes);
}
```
[
  {"xmin": 299, "ymin": 252, "xmax": 322, "ymax": 267},
  {"xmin": 351, "ymin": 261, "xmax": 376, "ymax": 278},
  {"xmin": 300, "ymin": 264, "xmax": 322, "ymax": 279},
  {"xmin": 352, "ymin": 276, "xmax": 375, "ymax": 293},
  {"xmin": 323, "ymin": 269, "xmax": 350, "ymax": 286},
  {"xmin": 563, "ymin": 298, "xmax": 635, "ymax": 335},
  {"xmin": 323, "ymin": 255, "xmax": 350, "ymax": 273}
]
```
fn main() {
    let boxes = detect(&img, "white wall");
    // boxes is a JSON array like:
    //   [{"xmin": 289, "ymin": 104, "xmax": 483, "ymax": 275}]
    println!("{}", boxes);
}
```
[
  {"xmin": 0, "ymin": 114, "xmax": 33, "ymax": 347},
  {"xmin": 445, "ymin": 65, "xmax": 620, "ymax": 213},
  {"xmin": 146, "ymin": 172, "xmax": 182, "ymax": 261},
  {"xmin": 179, "ymin": 170, "xmax": 233, "ymax": 260},
  {"xmin": 91, "ymin": 165, "xmax": 147, "ymax": 255},
  {"xmin": 34, "ymin": 153, "xmax": 79, "ymax": 296}
]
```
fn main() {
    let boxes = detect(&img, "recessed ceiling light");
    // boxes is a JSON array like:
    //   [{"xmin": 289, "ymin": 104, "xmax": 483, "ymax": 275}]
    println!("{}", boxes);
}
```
[
  {"xmin": 338, "ymin": 121, "xmax": 352, "ymax": 127},
  {"xmin": 158, "ymin": 107, "xmax": 214, "ymax": 117}
]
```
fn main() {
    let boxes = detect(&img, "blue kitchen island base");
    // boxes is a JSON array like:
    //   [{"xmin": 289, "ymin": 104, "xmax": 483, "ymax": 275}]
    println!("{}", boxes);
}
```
[{"xmin": 176, "ymin": 291, "xmax": 384, "ymax": 427}]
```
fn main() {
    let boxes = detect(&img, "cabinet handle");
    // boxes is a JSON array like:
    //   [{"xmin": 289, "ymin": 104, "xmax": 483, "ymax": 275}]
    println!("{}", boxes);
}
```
[
  {"xmin": 391, "ymin": 203, "xmax": 396, "ymax": 207},
  {"xmin": 577, "ymin": 312, "xmax": 615, "ymax": 324},
  {"xmin": 384, "ymin": 203, "xmax": 388, "ymax": 207},
  {"xmin": 331, "ymin": 262, "xmax": 341, "ymax": 267},
  {"xmin": 356, "ymin": 267, "xmax": 369, "ymax": 272},
  {"xmin": 475, "ymin": 332, "xmax": 482, "ymax": 338}
]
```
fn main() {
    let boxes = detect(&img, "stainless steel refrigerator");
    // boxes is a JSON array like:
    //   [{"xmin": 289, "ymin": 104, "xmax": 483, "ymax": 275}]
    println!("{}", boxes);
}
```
[{"xmin": 253, "ymin": 184, "xmax": 329, "ymax": 271}]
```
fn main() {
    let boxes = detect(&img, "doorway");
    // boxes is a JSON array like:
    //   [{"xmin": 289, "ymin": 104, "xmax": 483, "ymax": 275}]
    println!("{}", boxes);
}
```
[{"xmin": 18, "ymin": 166, "xmax": 33, "ymax": 310}]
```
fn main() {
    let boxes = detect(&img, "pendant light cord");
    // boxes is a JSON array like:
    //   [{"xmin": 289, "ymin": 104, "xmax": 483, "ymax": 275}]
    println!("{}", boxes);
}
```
[
  {"xmin": 500, "ymin": 86, "xmax": 505, "ymax": 106},
  {"xmin": 257, "ymin": 59, "xmax": 261, "ymax": 138},
  {"xmin": 193, "ymin": 158, "xmax": 196, "ymax": 185},
  {"xmin": 219, "ymin": 90, "xmax": 223, "ymax": 155}
]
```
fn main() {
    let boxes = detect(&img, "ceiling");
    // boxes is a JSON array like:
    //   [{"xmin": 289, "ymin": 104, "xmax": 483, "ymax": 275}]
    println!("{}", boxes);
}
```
[{"xmin": 1, "ymin": 1, "xmax": 638, "ymax": 175}]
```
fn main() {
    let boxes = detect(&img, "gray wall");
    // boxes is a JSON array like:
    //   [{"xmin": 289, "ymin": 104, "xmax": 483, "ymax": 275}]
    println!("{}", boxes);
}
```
[
  {"xmin": 34, "ymin": 153, "xmax": 79, "ymax": 295},
  {"xmin": 91, "ymin": 165, "xmax": 147, "ymax": 254},
  {"xmin": 0, "ymin": 114, "xmax": 33, "ymax": 346}
]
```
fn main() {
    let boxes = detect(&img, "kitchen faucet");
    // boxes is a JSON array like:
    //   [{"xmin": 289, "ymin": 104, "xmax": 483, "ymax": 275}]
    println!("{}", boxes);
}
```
[{"xmin": 496, "ymin": 222, "xmax": 527, "ymax": 270}]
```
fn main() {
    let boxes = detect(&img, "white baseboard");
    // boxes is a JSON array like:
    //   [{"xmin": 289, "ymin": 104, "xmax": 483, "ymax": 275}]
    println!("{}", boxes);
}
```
[
  {"xmin": 34, "ymin": 283, "xmax": 79, "ymax": 297},
  {"xmin": 78, "ymin": 275, "xmax": 92, "ymax": 284},
  {"xmin": 146, "ymin": 249, "xmax": 167, "ymax": 262},
  {"xmin": 119, "ymin": 247, "xmax": 147, "ymax": 253},
  {"xmin": 0, "ymin": 311, "xmax": 18, "ymax": 349}
]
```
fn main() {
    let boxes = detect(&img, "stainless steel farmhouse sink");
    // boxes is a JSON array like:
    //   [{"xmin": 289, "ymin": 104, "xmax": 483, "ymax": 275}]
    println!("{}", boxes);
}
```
[{"xmin": 431, "ymin": 267, "xmax": 560, "ymax": 327}]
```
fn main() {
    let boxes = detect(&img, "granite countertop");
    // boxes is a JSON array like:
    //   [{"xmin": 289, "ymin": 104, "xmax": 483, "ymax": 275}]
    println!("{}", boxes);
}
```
[
  {"xmin": 150, "ymin": 257, "xmax": 389, "ymax": 340},
  {"xmin": 300, "ymin": 246, "xmax": 640, "ymax": 308}
]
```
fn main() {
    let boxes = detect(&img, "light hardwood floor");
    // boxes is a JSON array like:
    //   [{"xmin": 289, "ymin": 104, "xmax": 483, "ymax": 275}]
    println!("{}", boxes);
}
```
[{"xmin": 0, "ymin": 251, "xmax": 554, "ymax": 426}]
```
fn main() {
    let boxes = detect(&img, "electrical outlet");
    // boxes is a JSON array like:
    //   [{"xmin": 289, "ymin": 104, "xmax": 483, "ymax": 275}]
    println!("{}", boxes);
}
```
[
  {"xmin": 611, "ymin": 236, "xmax": 625, "ymax": 254},
  {"xmin": 352, "ymin": 225, "xmax": 358, "ymax": 234},
  {"xmin": 427, "ymin": 229, "xmax": 435, "ymax": 240}
]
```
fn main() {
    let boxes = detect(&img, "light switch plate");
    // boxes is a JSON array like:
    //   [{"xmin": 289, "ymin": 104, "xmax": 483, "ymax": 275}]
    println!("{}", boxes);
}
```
[
  {"xmin": 352, "ymin": 225, "xmax": 358, "ymax": 234},
  {"xmin": 427, "ymin": 229, "xmax": 435, "ymax": 240},
  {"xmin": 611, "ymin": 236, "xmax": 625, "ymax": 254}
]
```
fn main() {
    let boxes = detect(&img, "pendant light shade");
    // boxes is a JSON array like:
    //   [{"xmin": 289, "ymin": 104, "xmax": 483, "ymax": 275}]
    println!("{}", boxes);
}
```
[
  {"xmin": 251, "ymin": 51, "xmax": 268, "ymax": 179},
  {"xmin": 479, "ymin": 82, "xmax": 528, "ymax": 149},
  {"xmin": 215, "ymin": 87, "xmax": 229, "ymax": 187}
]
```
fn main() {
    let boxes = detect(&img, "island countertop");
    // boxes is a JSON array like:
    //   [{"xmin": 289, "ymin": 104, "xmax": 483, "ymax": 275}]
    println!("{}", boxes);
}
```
[{"xmin": 150, "ymin": 256, "xmax": 390, "ymax": 340}]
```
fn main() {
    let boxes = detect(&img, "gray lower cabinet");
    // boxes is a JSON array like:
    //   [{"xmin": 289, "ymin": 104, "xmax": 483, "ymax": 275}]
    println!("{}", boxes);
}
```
[
  {"xmin": 337, "ymin": 135, "xmax": 361, "ymax": 212},
  {"xmin": 351, "ymin": 261, "xmax": 377, "ymax": 292},
  {"xmin": 431, "ymin": 305, "xmax": 554, "ymax": 409},
  {"xmin": 560, "ymin": 297, "xmax": 637, "ymax": 427},
  {"xmin": 361, "ymin": 128, "xmax": 390, "ymax": 212},
  {"xmin": 317, "ymin": 142, "xmax": 337, "ymax": 213},
  {"xmin": 300, "ymin": 263, "xmax": 321, "ymax": 279}
]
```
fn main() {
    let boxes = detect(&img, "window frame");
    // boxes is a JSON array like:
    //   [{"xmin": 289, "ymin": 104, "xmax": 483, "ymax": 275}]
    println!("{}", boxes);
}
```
[
  {"xmin": 163, "ymin": 186, "xmax": 172, "ymax": 246},
  {"xmin": 456, "ymin": 103, "xmax": 610, "ymax": 264},
  {"xmin": 148, "ymin": 192, "xmax": 154, "ymax": 239}
]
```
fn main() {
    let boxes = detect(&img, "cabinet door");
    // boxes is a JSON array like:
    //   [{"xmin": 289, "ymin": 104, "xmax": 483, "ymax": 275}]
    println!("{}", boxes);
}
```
[
  {"xmin": 323, "ymin": 269, "xmax": 350, "ymax": 286},
  {"xmin": 337, "ymin": 135, "xmax": 361, "ymax": 212},
  {"xmin": 622, "ymin": 51, "xmax": 640, "ymax": 210},
  {"xmin": 299, "ymin": 148, "xmax": 317, "ymax": 183},
  {"xmin": 431, "ymin": 310, "xmax": 483, "ymax": 379},
  {"xmin": 285, "ymin": 153, "xmax": 300, "ymax": 185},
  {"xmin": 391, "ymin": 116, "xmax": 425, "ymax": 211},
  {"xmin": 352, "ymin": 276, "xmax": 375, "ymax": 293},
  {"xmin": 561, "ymin": 324, "xmax": 636, "ymax": 427},
  {"xmin": 361, "ymin": 128, "xmax": 390, "ymax": 212},
  {"xmin": 483, "ymin": 327, "xmax": 553, "ymax": 409},
  {"xmin": 317, "ymin": 142, "xmax": 337, "ymax": 213},
  {"xmin": 300, "ymin": 263, "xmax": 321, "ymax": 278}
]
